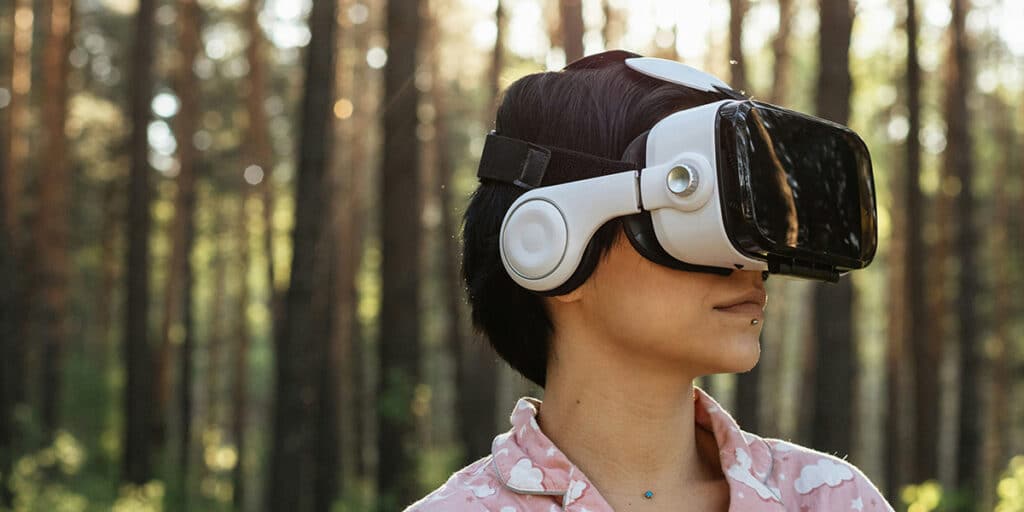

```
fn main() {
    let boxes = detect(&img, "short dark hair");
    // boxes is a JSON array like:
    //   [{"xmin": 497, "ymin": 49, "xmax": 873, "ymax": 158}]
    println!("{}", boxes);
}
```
[{"xmin": 460, "ymin": 52, "xmax": 727, "ymax": 388}]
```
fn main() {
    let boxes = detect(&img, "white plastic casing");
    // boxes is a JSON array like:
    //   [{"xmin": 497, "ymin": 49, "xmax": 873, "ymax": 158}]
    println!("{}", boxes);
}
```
[
  {"xmin": 499, "ymin": 171, "xmax": 641, "ymax": 291},
  {"xmin": 498, "ymin": 100, "xmax": 768, "ymax": 292},
  {"xmin": 642, "ymin": 100, "xmax": 768, "ymax": 272},
  {"xmin": 624, "ymin": 57, "xmax": 732, "ymax": 93}
]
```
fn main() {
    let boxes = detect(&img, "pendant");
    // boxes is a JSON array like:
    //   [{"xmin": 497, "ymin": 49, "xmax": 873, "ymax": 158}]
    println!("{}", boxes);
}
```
[{"xmin": 644, "ymin": 490, "xmax": 653, "ymax": 499}]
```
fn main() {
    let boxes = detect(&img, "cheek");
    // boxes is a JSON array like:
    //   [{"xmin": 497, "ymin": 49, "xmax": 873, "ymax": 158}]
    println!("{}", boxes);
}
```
[
  {"xmin": 643, "ymin": 277, "xmax": 714, "ymax": 348},
  {"xmin": 588, "ymin": 254, "xmax": 714, "ymax": 348},
  {"xmin": 579, "ymin": 240, "xmax": 761, "ymax": 373}
]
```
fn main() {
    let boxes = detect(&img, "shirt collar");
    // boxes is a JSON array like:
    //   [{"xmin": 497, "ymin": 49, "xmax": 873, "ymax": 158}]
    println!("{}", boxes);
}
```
[{"xmin": 489, "ymin": 386, "xmax": 786, "ymax": 509}]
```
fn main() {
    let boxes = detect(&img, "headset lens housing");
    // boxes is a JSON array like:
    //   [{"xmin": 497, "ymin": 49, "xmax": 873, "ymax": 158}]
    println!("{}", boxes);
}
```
[{"xmin": 716, "ymin": 101, "xmax": 877, "ymax": 273}]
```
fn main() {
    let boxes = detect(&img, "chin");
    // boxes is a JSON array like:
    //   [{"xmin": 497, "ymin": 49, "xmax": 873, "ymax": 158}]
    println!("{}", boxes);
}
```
[{"xmin": 708, "ymin": 332, "xmax": 762, "ymax": 374}]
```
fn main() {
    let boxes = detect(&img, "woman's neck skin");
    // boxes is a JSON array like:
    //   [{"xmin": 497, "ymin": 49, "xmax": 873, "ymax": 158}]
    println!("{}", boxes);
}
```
[{"xmin": 537, "ymin": 302, "xmax": 727, "ymax": 508}]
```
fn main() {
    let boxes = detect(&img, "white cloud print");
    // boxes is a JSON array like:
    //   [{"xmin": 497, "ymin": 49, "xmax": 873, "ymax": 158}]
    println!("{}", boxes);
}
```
[
  {"xmin": 793, "ymin": 458, "xmax": 854, "ymax": 494},
  {"xmin": 725, "ymin": 448, "xmax": 782, "ymax": 502},
  {"xmin": 465, "ymin": 482, "xmax": 496, "ymax": 498},
  {"xmin": 507, "ymin": 458, "xmax": 545, "ymax": 491},
  {"xmin": 563, "ymin": 479, "xmax": 587, "ymax": 506}
]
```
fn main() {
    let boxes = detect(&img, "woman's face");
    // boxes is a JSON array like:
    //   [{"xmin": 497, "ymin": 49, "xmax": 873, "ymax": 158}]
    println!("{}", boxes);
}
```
[{"xmin": 547, "ymin": 227, "xmax": 767, "ymax": 378}]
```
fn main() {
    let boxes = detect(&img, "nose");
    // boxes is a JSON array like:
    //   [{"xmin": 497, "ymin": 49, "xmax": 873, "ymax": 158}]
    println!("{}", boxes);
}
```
[{"xmin": 735, "ymin": 269, "xmax": 767, "ymax": 289}]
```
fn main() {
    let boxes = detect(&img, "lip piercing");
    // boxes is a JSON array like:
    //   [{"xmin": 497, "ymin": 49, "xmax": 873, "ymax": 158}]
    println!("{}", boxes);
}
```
[{"xmin": 751, "ymin": 319, "xmax": 759, "ymax": 325}]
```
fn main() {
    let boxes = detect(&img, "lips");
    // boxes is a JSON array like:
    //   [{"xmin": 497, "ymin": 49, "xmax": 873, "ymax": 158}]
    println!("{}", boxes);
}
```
[
  {"xmin": 713, "ymin": 302, "xmax": 764, "ymax": 316},
  {"xmin": 712, "ymin": 290, "xmax": 770, "ymax": 309},
  {"xmin": 713, "ymin": 289, "xmax": 767, "ymax": 318}
]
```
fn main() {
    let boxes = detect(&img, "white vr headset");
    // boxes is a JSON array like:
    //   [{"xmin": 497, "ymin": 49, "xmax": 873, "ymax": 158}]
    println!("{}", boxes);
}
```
[{"xmin": 477, "ymin": 52, "xmax": 878, "ymax": 295}]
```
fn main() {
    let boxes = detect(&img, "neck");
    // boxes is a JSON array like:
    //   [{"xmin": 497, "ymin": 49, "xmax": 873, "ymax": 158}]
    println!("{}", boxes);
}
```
[{"xmin": 537, "ymin": 320, "xmax": 723, "ymax": 502}]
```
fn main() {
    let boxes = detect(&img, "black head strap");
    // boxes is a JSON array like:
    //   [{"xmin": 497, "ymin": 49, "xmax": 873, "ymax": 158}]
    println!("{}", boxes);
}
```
[{"xmin": 477, "ymin": 132, "xmax": 638, "ymax": 189}]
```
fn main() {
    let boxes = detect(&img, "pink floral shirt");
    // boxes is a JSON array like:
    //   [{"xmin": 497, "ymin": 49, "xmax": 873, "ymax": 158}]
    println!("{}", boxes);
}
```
[{"xmin": 405, "ymin": 386, "xmax": 893, "ymax": 511}]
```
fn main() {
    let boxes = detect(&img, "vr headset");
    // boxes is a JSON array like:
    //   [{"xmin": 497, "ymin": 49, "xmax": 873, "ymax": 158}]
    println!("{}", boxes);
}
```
[{"xmin": 477, "ymin": 52, "xmax": 877, "ymax": 295}]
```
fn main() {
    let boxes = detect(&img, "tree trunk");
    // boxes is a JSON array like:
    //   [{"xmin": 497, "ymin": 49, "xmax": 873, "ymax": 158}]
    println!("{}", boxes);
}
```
[
  {"xmin": 36, "ymin": 0, "xmax": 73, "ymax": 436},
  {"xmin": 769, "ymin": 0, "xmax": 793, "ymax": 105},
  {"xmin": 884, "ymin": 186, "xmax": 910, "ymax": 503},
  {"xmin": 902, "ymin": 0, "xmax": 939, "ymax": 487},
  {"xmin": 195, "ymin": 201, "xmax": 245, "ymax": 505},
  {"xmin": 206, "ymin": 208, "xmax": 228, "ymax": 433},
  {"xmin": 980, "ymin": 90, "xmax": 1013, "ymax": 512},
  {"xmin": 315, "ymin": 233, "xmax": 341, "ymax": 512},
  {"xmin": 232, "ymin": 243, "xmax": 251, "ymax": 507},
  {"xmin": 194, "ymin": 203, "xmax": 233, "ymax": 506},
  {"xmin": 790, "ymin": 288, "xmax": 813, "ymax": 444},
  {"xmin": 728, "ymin": 0, "xmax": 748, "ymax": 94},
  {"xmin": 377, "ymin": 0, "xmax": 423, "ymax": 508},
  {"xmin": 810, "ymin": 0, "xmax": 855, "ymax": 459},
  {"xmin": 331, "ymin": 0, "xmax": 371, "ymax": 490},
  {"xmin": 257, "ymin": 3, "xmax": 281, "ymax": 353},
  {"xmin": 3, "ymin": 0, "xmax": 32, "ymax": 245},
  {"xmin": 236, "ymin": 2, "xmax": 271, "ymax": 508},
  {"xmin": 1, "ymin": 4, "xmax": 33, "ymax": 479},
  {"xmin": 346, "ymin": 0, "xmax": 374, "ymax": 479},
  {"xmin": 884, "ymin": 0, "xmax": 925, "ymax": 498},
  {"xmin": 122, "ymin": 0, "xmax": 157, "ymax": 485},
  {"xmin": 96, "ymin": 182, "xmax": 120, "ymax": 358},
  {"xmin": 734, "ymin": 350, "xmax": 760, "ymax": 433},
  {"xmin": 885, "ymin": 0, "xmax": 925, "ymax": 490},
  {"xmin": 559, "ymin": 0, "xmax": 584, "ymax": 63},
  {"xmin": 232, "ymin": 196, "xmax": 253, "ymax": 512},
  {"xmin": 756, "ymin": 279, "xmax": 785, "ymax": 438},
  {"xmin": 314, "ymin": 18, "xmax": 344, "ymax": 497},
  {"xmin": 602, "ymin": 0, "xmax": 620, "ymax": 50},
  {"xmin": 0, "ymin": 205, "xmax": 12, "ymax": 509},
  {"xmin": 245, "ymin": 0, "xmax": 279, "ymax": 347},
  {"xmin": 332, "ymin": 128, "xmax": 361, "ymax": 494},
  {"xmin": 156, "ymin": 0, "xmax": 203, "ymax": 454},
  {"xmin": 176, "ymin": 219, "xmax": 198, "ymax": 505},
  {"xmin": 448, "ymin": 88, "xmax": 496, "ymax": 461},
  {"xmin": 171, "ymin": 3, "xmax": 202, "ymax": 501},
  {"xmin": 729, "ymin": 0, "xmax": 758, "ymax": 430},
  {"xmin": 947, "ymin": 0, "xmax": 979, "ymax": 500},
  {"xmin": 0, "ymin": 7, "xmax": 16, "ymax": 492},
  {"xmin": 487, "ymin": 0, "xmax": 504, "ymax": 122},
  {"xmin": 444, "ymin": 0, "xmax": 501, "ymax": 467},
  {"xmin": 266, "ymin": 0, "xmax": 338, "ymax": 509}
]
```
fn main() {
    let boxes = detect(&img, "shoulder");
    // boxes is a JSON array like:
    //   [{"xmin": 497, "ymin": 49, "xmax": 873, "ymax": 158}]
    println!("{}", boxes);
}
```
[
  {"xmin": 403, "ymin": 455, "xmax": 508, "ymax": 512},
  {"xmin": 761, "ymin": 437, "xmax": 894, "ymax": 511}
]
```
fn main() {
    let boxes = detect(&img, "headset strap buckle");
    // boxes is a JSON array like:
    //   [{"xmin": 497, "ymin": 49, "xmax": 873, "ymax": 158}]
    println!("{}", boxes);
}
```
[{"xmin": 477, "ymin": 131, "xmax": 637, "ymax": 190}]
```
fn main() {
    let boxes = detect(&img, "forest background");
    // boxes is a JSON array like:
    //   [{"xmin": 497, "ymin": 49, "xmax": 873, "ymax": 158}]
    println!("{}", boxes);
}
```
[{"xmin": 0, "ymin": 0, "xmax": 1022, "ymax": 510}]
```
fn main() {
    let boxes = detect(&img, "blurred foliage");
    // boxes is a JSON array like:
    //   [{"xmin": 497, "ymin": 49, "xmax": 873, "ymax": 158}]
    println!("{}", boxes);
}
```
[
  {"xmin": 897, "ymin": 456, "xmax": 1024, "ymax": 512},
  {"xmin": 996, "ymin": 456, "xmax": 1024, "ymax": 512},
  {"xmin": 8, "ymin": 431, "xmax": 88, "ymax": 512},
  {"xmin": 902, "ymin": 480, "xmax": 944, "ymax": 512},
  {"xmin": 110, "ymin": 483, "xmax": 164, "ymax": 512}
]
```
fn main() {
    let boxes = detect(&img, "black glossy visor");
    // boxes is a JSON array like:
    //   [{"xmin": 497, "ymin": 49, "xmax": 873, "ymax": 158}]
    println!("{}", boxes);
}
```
[{"xmin": 716, "ymin": 101, "xmax": 877, "ymax": 274}]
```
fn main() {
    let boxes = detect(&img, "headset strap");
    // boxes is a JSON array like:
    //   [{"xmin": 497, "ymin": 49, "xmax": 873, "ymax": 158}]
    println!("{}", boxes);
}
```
[{"xmin": 477, "ymin": 132, "xmax": 638, "ymax": 189}]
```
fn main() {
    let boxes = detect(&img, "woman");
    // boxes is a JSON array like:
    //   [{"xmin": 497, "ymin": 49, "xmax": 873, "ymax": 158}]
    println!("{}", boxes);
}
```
[{"xmin": 406, "ymin": 50, "xmax": 892, "ymax": 511}]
